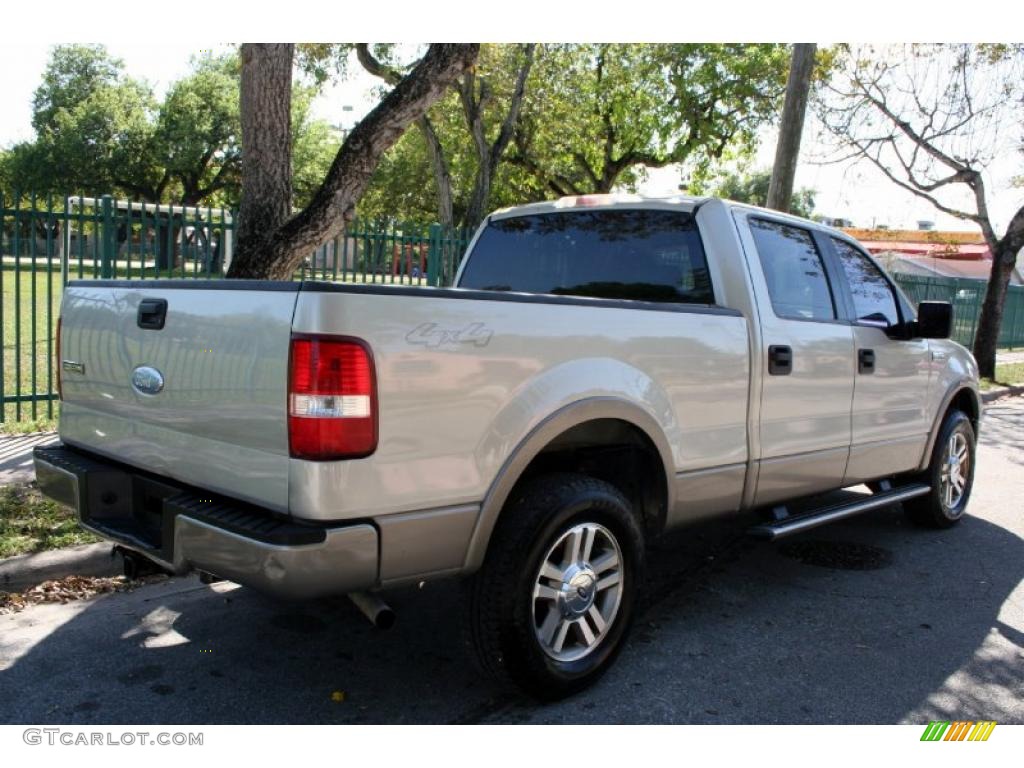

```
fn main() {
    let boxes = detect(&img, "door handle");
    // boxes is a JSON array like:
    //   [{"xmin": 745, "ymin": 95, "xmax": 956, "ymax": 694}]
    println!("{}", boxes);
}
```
[
  {"xmin": 858, "ymin": 348, "xmax": 875, "ymax": 374},
  {"xmin": 768, "ymin": 345, "xmax": 792, "ymax": 376},
  {"xmin": 137, "ymin": 298, "xmax": 168, "ymax": 330}
]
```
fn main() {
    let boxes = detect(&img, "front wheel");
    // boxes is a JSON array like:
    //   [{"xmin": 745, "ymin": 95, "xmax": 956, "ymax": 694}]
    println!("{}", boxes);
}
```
[
  {"xmin": 904, "ymin": 409, "xmax": 976, "ymax": 528},
  {"xmin": 463, "ymin": 473, "xmax": 645, "ymax": 700}
]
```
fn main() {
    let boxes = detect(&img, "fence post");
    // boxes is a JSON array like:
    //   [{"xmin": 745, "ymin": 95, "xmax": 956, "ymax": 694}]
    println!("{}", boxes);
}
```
[
  {"xmin": 427, "ymin": 224, "xmax": 442, "ymax": 287},
  {"xmin": 100, "ymin": 194, "xmax": 115, "ymax": 279},
  {"xmin": 1009, "ymin": 289, "xmax": 1022, "ymax": 348}
]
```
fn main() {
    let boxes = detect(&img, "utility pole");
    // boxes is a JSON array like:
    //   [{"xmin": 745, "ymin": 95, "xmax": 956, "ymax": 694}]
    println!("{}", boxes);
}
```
[{"xmin": 767, "ymin": 43, "xmax": 817, "ymax": 213}]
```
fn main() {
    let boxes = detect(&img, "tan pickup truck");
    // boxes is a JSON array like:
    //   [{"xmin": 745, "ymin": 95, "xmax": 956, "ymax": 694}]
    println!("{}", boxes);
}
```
[{"xmin": 36, "ymin": 196, "xmax": 980, "ymax": 698}]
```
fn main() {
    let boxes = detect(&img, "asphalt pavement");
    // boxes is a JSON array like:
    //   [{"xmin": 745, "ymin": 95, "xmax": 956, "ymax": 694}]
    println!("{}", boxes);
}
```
[{"xmin": 1, "ymin": 397, "xmax": 1021, "ymax": 724}]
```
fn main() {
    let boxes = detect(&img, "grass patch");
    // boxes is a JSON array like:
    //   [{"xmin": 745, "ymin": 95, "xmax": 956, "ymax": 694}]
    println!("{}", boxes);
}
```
[
  {"xmin": 1, "ymin": 263, "xmax": 62, "ymax": 425},
  {"xmin": 0, "ymin": 483, "xmax": 97, "ymax": 558},
  {"xmin": 980, "ymin": 362, "xmax": 1024, "ymax": 391},
  {"xmin": 0, "ymin": 417, "xmax": 57, "ymax": 435}
]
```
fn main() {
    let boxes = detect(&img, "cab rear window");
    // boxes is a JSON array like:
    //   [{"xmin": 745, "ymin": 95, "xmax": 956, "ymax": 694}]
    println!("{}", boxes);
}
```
[{"xmin": 458, "ymin": 209, "xmax": 714, "ymax": 304}]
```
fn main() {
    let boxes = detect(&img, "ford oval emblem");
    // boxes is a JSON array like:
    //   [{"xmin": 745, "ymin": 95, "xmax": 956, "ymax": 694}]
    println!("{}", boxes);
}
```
[{"xmin": 131, "ymin": 365, "xmax": 165, "ymax": 396}]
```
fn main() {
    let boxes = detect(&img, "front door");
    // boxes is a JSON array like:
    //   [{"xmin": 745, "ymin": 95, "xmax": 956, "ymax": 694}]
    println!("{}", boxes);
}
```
[{"xmin": 826, "ymin": 236, "xmax": 932, "ymax": 483}]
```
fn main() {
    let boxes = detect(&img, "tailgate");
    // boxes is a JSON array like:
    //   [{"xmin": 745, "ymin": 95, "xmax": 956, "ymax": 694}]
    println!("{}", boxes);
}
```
[{"xmin": 58, "ymin": 280, "xmax": 299, "ymax": 513}]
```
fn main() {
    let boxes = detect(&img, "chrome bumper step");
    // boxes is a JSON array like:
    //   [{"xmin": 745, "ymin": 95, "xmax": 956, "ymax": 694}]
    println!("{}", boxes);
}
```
[{"xmin": 33, "ymin": 443, "xmax": 380, "ymax": 600}]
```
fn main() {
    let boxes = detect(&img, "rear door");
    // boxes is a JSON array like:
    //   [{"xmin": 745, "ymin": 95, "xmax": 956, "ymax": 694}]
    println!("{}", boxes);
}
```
[
  {"xmin": 735, "ymin": 213, "xmax": 856, "ymax": 507},
  {"xmin": 58, "ymin": 281, "xmax": 299, "ymax": 512},
  {"xmin": 825, "ymin": 237, "xmax": 932, "ymax": 482}
]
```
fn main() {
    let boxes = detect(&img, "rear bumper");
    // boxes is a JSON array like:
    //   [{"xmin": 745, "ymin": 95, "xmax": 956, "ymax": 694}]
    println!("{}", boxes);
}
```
[{"xmin": 33, "ymin": 444, "xmax": 378, "ymax": 600}]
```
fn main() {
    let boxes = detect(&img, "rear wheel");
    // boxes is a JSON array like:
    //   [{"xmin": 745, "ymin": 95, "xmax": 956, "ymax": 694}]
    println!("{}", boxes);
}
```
[
  {"xmin": 903, "ymin": 409, "xmax": 976, "ymax": 528},
  {"xmin": 463, "ymin": 473, "xmax": 644, "ymax": 700}
]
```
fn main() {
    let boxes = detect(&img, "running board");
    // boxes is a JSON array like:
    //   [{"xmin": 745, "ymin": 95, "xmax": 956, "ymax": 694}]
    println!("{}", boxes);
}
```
[{"xmin": 747, "ymin": 483, "xmax": 931, "ymax": 541}]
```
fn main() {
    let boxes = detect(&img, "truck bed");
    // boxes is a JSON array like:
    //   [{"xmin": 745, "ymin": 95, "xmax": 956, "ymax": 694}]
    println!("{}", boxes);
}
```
[{"xmin": 58, "ymin": 280, "xmax": 751, "ymax": 523}]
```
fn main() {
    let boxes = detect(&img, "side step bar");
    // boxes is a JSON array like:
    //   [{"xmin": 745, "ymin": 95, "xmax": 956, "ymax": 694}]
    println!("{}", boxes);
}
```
[{"xmin": 748, "ymin": 483, "xmax": 931, "ymax": 541}]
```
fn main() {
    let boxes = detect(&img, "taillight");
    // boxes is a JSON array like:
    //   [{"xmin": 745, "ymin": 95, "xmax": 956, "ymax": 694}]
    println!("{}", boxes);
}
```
[
  {"xmin": 56, "ymin": 316, "xmax": 63, "ymax": 401},
  {"xmin": 288, "ymin": 334, "xmax": 377, "ymax": 460}
]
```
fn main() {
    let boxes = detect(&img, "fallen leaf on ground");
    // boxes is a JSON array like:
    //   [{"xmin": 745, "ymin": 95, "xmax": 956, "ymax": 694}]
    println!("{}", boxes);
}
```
[{"xmin": 0, "ymin": 573, "xmax": 167, "ymax": 614}]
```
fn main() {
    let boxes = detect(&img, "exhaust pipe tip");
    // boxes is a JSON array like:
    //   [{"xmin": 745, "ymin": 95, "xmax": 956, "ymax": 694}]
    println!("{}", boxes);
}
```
[
  {"xmin": 114, "ymin": 546, "xmax": 170, "ymax": 580},
  {"xmin": 374, "ymin": 606, "xmax": 396, "ymax": 631},
  {"xmin": 348, "ymin": 591, "xmax": 395, "ymax": 630}
]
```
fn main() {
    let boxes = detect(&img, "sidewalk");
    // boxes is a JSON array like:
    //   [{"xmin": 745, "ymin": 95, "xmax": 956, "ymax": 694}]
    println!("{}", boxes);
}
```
[
  {"xmin": 0, "ymin": 432, "xmax": 57, "ymax": 485},
  {"xmin": 0, "ymin": 542, "xmax": 116, "ymax": 592}
]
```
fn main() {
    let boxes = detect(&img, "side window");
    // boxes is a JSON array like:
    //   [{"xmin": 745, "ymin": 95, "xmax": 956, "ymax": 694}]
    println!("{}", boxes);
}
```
[
  {"xmin": 831, "ymin": 238, "xmax": 900, "ymax": 326},
  {"xmin": 749, "ymin": 218, "xmax": 836, "ymax": 321}
]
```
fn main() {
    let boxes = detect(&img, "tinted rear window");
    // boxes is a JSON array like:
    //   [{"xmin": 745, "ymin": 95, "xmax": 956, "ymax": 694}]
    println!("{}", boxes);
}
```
[{"xmin": 458, "ymin": 209, "xmax": 713, "ymax": 304}]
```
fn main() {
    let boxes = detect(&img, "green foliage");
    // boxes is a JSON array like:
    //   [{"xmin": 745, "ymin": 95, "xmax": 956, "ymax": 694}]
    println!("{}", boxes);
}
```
[
  {"xmin": 7, "ymin": 58, "xmax": 158, "ymax": 196},
  {"xmin": 156, "ymin": 53, "xmax": 241, "ymax": 206},
  {"xmin": 291, "ymin": 85, "xmax": 342, "ymax": 209},
  {"xmin": 695, "ymin": 168, "xmax": 816, "ymax": 217},
  {"xmin": 295, "ymin": 43, "xmax": 356, "ymax": 86},
  {"xmin": 512, "ymin": 44, "xmax": 790, "ymax": 196},
  {"xmin": 0, "ymin": 149, "xmax": 13, "ymax": 196},
  {"xmin": 355, "ymin": 44, "xmax": 534, "ymax": 225},
  {"xmin": 31, "ymin": 44, "xmax": 123, "ymax": 133},
  {"xmin": 5, "ymin": 45, "xmax": 338, "ymax": 209},
  {"xmin": 357, "ymin": 44, "xmax": 790, "ymax": 224},
  {"xmin": 357, "ymin": 128, "xmax": 438, "ymax": 223}
]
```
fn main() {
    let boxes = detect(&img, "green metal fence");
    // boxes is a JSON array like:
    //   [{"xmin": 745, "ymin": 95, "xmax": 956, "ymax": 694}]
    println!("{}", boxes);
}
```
[
  {"xmin": 5, "ymin": 192, "xmax": 1021, "ymax": 426},
  {"xmin": 0, "ymin": 192, "xmax": 472, "ymax": 424},
  {"xmin": 893, "ymin": 274, "xmax": 1024, "ymax": 349}
]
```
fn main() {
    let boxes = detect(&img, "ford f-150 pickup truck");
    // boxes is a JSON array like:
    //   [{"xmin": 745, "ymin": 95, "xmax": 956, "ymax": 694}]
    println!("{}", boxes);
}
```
[{"xmin": 35, "ymin": 195, "xmax": 981, "ymax": 698}]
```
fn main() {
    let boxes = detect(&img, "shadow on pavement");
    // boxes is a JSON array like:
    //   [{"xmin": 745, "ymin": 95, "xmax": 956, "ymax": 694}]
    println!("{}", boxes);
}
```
[{"xmin": 1, "ymin": 494, "xmax": 1021, "ymax": 724}]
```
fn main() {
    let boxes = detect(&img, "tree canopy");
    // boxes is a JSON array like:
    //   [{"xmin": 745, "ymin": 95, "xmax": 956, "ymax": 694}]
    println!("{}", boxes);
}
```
[
  {"xmin": 1, "ymin": 44, "xmax": 338, "ymax": 209},
  {"xmin": 228, "ymin": 44, "xmax": 479, "ymax": 279},
  {"xmin": 510, "ymin": 44, "xmax": 790, "ymax": 197},
  {"xmin": 696, "ymin": 168, "xmax": 816, "ymax": 218},
  {"xmin": 353, "ymin": 43, "xmax": 791, "ymax": 225}
]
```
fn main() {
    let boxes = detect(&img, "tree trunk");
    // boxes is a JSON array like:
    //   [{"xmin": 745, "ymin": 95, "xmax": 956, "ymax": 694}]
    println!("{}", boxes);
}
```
[
  {"xmin": 228, "ymin": 44, "xmax": 479, "ymax": 281},
  {"xmin": 767, "ymin": 43, "xmax": 816, "ymax": 213},
  {"xmin": 465, "ymin": 165, "xmax": 492, "ymax": 228},
  {"xmin": 354, "ymin": 45, "xmax": 456, "ymax": 228},
  {"xmin": 973, "ymin": 205, "xmax": 1024, "ymax": 378},
  {"xmin": 419, "ymin": 117, "xmax": 454, "ymax": 227},
  {"xmin": 974, "ymin": 247, "xmax": 1014, "ymax": 378},
  {"xmin": 462, "ymin": 44, "xmax": 535, "ymax": 228},
  {"xmin": 233, "ymin": 43, "xmax": 294, "ymax": 273}
]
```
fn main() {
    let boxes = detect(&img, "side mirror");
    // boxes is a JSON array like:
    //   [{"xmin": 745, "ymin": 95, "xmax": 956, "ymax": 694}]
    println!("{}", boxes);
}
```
[{"xmin": 915, "ymin": 301, "xmax": 953, "ymax": 339}]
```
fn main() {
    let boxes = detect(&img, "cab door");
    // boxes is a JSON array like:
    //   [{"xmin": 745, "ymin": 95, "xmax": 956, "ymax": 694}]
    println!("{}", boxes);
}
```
[
  {"xmin": 736, "ymin": 213, "xmax": 856, "ymax": 507},
  {"xmin": 825, "ymin": 236, "xmax": 932, "ymax": 483}
]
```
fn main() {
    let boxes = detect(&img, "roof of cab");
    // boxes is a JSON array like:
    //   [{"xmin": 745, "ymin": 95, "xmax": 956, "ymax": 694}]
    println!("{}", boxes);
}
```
[
  {"xmin": 486, "ymin": 194, "xmax": 856, "ymax": 244},
  {"xmin": 488, "ymin": 194, "xmax": 708, "ymax": 221}
]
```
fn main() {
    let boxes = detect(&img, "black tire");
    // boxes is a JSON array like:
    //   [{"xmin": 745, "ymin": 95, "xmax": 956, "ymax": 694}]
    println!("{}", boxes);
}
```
[
  {"xmin": 903, "ymin": 409, "xmax": 976, "ymax": 528},
  {"xmin": 463, "ymin": 472, "xmax": 645, "ymax": 700}
]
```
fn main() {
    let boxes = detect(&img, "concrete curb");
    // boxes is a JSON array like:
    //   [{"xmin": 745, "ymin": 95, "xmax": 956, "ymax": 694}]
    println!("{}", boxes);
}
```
[
  {"xmin": 0, "ymin": 542, "xmax": 118, "ymax": 593},
  {"xmin": 981, "ymin": 385, "xmax": 1024, "ymax": 404}
]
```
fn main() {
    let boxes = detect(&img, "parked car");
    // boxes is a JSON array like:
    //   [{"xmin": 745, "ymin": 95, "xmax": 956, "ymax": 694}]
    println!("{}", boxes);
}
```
[{"xmin": 35, "ymin": 195, "xmax": 980, "ymax": 699}]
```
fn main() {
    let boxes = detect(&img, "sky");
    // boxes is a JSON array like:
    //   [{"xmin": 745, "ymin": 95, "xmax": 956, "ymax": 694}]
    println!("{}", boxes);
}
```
[{"xmin": 0, "ymin": 41, "xmax": 1019, "ymax": 234}]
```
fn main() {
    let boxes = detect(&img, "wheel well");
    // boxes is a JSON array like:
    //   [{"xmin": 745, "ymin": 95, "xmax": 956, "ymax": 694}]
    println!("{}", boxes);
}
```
[
  {"xmin": 949, "ymin": 388, "xmax": 980, "ymax": 434},
  {"xmin": 512, "ymin": 418, "xmax": 669, "ymax": 536}
]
